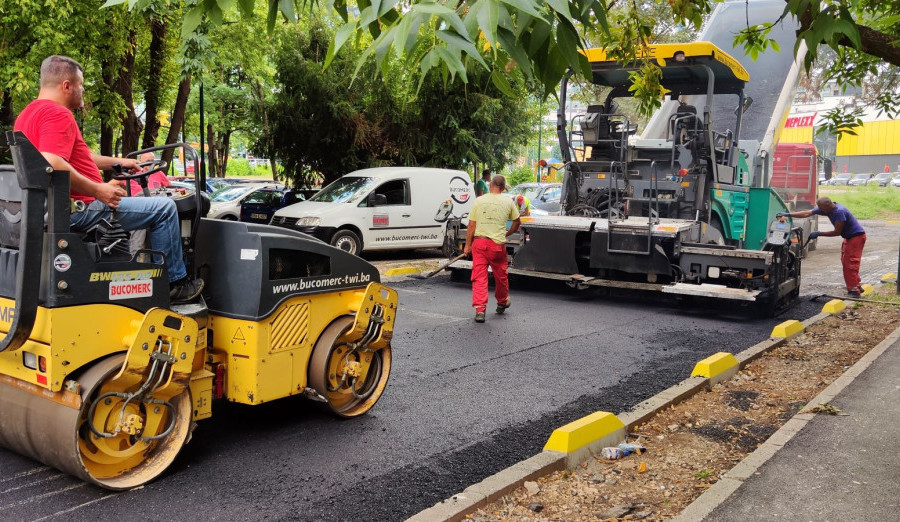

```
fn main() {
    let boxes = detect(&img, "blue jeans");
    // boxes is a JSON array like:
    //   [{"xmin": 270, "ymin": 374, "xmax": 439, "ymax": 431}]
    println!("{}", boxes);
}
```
[{"xmin": 70, "ymin": 198, "xmax": 187, "ymax": 282}]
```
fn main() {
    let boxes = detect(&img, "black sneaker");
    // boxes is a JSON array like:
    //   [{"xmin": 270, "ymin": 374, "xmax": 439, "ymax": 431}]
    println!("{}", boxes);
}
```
[
  {"xmin": 475, "ymin": 311, "xmax": 486, "ymax": 323},
  {"xmin": 170, "ymin": 278, "xmax": 205, "ymax": 303},
  {"xmin": 496, "ymin": 298, "xmax": 511, "ymax": 314},
  {"xmin": 847, "ymin": 289, "xmax": 861, "ymax": 298}
]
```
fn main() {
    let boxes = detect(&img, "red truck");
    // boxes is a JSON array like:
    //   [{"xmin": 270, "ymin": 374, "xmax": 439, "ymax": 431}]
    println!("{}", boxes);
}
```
[{"xmin": 771, "ymin": 142, "xmax": 821, "ymax": 252}]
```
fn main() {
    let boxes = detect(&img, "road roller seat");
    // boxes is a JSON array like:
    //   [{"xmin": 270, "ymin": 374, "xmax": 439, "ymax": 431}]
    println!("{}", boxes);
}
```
[{"xmin": 0, "ymin": 164, "xmax": 25, "ymax": 249}]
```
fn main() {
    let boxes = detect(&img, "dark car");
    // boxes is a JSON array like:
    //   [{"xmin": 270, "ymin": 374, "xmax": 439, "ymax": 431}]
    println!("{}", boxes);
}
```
[{"xmin": 239, "ymin": 187, "xmax": 311, "ymax": 224}]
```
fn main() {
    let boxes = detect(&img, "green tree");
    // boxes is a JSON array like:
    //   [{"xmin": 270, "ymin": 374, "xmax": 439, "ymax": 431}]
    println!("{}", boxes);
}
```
[{"xmin": 139, "ymin": 0, "xmax": 900, "ymax": 126}]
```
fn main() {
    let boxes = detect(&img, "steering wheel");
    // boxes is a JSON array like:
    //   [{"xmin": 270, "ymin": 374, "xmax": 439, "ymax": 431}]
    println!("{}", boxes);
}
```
[
  {"xmin": 111, "ymin": 160, "xmax": 169, "ymax": 182},
  {"xmin": 111, "ymin": 160, "xmax": 169, "ymax": 196}
]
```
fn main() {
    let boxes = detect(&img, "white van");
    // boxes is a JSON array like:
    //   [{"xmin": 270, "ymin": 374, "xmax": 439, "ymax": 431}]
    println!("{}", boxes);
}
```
[{"xmin": 270, "ymin": 167, "xmax": 473, "ymax": 255}]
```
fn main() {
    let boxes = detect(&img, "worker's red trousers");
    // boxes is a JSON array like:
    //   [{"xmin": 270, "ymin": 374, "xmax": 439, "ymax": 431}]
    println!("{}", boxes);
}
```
[
  {"xmin": 841, "ymin": 233, "xmax": 866, "ymax": 291},
  {"xmin": 471, "ymin": 237, "xmax": 509, "ymax": 312}
]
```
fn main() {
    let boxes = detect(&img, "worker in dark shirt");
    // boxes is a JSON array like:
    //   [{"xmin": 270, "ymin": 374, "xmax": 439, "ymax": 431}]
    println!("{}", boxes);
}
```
[{"xmin": 780, "ymin": 197, "xmax": 866, "ymax": 297}]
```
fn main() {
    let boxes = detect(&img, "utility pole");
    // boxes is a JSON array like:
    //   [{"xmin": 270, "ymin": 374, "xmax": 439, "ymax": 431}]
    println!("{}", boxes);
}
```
[{"xmin": 536, "ymin": 100, "xmax": 543, "ymax": 183}]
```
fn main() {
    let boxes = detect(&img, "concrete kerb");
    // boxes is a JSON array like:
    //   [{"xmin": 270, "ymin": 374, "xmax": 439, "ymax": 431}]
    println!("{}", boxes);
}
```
[
  {"xmin": 675, "ymin": 315, "xmax": 900, "ymax": 522},
  {"xmin": 407, "ymin": 302, "xmax": 848, "ymax": 522}
]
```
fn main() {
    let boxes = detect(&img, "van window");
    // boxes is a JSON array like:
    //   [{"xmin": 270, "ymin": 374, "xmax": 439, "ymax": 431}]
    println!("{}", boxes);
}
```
[
  {"xmin": 369, "ymin": 179, "xmax": 409, "ymax": 206},
  {"xmin": 311, "ymin": 177, "xmax": 376, "ymax": 203}
]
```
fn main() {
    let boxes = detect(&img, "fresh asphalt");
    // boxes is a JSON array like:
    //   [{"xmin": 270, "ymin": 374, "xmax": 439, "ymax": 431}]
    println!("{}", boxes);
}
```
[{"xmin": 0, "ymin": 218, "xmax": 893, "ymax": 521}]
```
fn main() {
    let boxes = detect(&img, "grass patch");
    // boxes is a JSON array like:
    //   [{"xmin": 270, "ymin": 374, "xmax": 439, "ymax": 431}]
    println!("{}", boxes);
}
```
[
  {"xmin": 870, "ymin": 283, "xmax": 900, "ymax": 306},
  {"xmin": 818, "ymin": 186, "xmax": 900, "ymax": 219}
]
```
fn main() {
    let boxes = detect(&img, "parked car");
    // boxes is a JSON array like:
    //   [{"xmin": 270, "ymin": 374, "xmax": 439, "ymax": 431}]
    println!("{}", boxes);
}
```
[
  {"xmin": 817, "ymin": 171, "xmax": 828, "ymax": 185},
  {"xmin": 867, "ymin": 172, "xmax": 894, "ymax": 187},
  {"xmin": 271, "ymin": 167, "xmax": 474, "ymax": 255},
  {"xmin": 207, "ymin": 182, "xmax": 283, "ymax": 220},
  {"xmin": 531, "ymin": 185, "xmax": 563, "ymax": 214},
  {"xmin": 828, "ymin": 173, "xmax": 852, "ymax": 185},
  {"xmin": 891, "ymin": 173, "xmax": 900, "ymax": 188},
  {"xmin": 168, "ymin": 176, "xmax": 229, "ymax": 193},
  {"xmin": 240, "ymin": 187, "xmax": 309, "ymax": 224},
  {"xmin": 848, "ymin": 173, "xmax": 872, "ymax": 186},
  {"xmin": 507, "ymin": 182, "xmax": 562, "ymax": 203}
]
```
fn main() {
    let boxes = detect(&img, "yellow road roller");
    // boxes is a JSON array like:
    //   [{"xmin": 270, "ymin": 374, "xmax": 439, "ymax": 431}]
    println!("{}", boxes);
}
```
[{"xmin": 0, "ymin": 132, "xmax": 397, "ymax": 490}]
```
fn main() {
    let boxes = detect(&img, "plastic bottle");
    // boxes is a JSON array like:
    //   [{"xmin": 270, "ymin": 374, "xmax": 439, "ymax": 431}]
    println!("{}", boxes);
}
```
[{"xmin": 601, "ymin": 442, "xmax": 645, "ymax": 460}]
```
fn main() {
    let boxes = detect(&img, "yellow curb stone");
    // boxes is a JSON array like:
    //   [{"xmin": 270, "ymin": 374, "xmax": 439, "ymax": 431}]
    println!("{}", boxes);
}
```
[
  {"xmin": 544, "ymin": 411, "xmax": 624, "ymax": 454},
  {"xmin": 882, "ymin": 273, "xmax": 897, "ymax": 282},
  {"xmin": 384, "ymin": 267, "xmax": 420, "ymax": 276},
  {"xmin": 861, "ymin": 283, "xmax": 875, "ymax": 295},
  {"xmin": 691, "ymin": 352, "xmax": 739, "ymax": 379},
  {"xmin": 771, "ymin": 319, "xmax": 804, "ymax": 338},
  {"xmin": 822, "ymin": 299, "xmax": 846, "ymax": 315}
]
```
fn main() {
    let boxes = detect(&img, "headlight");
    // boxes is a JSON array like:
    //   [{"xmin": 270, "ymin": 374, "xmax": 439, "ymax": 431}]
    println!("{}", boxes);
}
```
[{"xmin": 297, "ymin": 217, "xmax": 319, "ymax": 227}]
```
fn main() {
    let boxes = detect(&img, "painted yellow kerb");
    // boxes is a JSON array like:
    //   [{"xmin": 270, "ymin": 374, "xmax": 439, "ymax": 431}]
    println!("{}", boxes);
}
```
[
  {"xmin": 384, "ymin": 267, "xmax": 420, "ymax": 277},
  {"xmin": 691, "ymin": 352, "xmax": 738, "ymax": 379},
  {"xmin": 881, "ymin": 273, "xmax": 897, "ymax": 282},
  {"xmin": 822, "ymin": 299, "xmax": 846, "ymax": 315},
  {"xmin": 861, "ymin": 284, "xmax": 875, "ymax": 296},
  {"xmin": 544, "ymin": 411, "xmax": 625, "ymax": 454},
  {"xmin": 771, "ymin": 319, "xmax": 804, "ymax": 338}
]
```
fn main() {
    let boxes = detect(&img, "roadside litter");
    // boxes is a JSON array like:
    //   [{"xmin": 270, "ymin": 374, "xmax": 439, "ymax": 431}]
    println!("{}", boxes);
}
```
[{"xmin": 601, "ymin": 442, "xmax": 646, "ymax": 460}]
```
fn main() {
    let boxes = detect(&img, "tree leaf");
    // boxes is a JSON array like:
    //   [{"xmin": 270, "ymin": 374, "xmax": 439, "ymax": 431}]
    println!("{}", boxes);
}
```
[
  {"xmin": 325, "ymin": 20, "xmax": 358, "ymax": 69},
  {"xmin": 490, "ymin": 69, "xmax": 515, "ymax": 97},
  {"xmin": 475, "ymin": 0, "xmax": 499, "ymax": 53},
  {"xmin": 497, "ymin": 27, "xmax": 533, "ymax": 77},
  {"xmin": 555, "ymin": 18, "xmax": 581, "ymax": 71},
  {"xmin": 236, "ymin": 0, "xmax": 255, "ymax": 17},
  {"xmin": 499, "ymin": 0, "xmax": 543, "ymax": 19},
  {"xmin": 434, "ymin": 46, "xmax": 468, "ymax": 82},
  {"xmin": 437, "ymin": 30, "xmax": 488, "ymax": 69},
  {"xmin": 544, "ymin": 0, "xmax": 572, "ymax": 21},
  {"xmin": 182, "ymin": 5, "xmax": 206, "ymax": 37},
  {"xmin": 101, "ymin": 0, "xmax": 128, "ymax": 7}
]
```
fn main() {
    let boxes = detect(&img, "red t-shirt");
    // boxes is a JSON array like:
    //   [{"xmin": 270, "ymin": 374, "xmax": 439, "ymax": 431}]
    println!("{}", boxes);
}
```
[{"xmin": 14, "ymin": 99, "xmax": 102, "ymax": 202}]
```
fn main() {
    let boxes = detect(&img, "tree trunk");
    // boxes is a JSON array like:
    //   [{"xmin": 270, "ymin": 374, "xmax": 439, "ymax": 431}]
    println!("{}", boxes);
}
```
[
  {"xmin": 1, "ymin": 91, "xmax": 12, "ymax": 163},
  {"xmin": 253, "ymin": 80, "xmax": 279, "ymax": 182},
  {"xmin": 1, "ymin": 90, "xmax": 13, "ymax": 129},
  {"xmin": 162, "ymin": 75, "xmax": 192, "ymax": 172},
  {"xmin": 116, "ymin": 28, "xmax": 142, "ymax": 155},
  {"xmin": 206, "ymin": 122, "xmax": 217, "ymax": 177},
  {"xmin": 141, "ymin": 17, "xmax": 168, "ymax": 150},
  {"xmin": 98, "ymin": 60, "xmax": 119, "ymax": 157},
  {"xmin": 221, "ymin": 131, "xmax": 231, "ymax": 176}
]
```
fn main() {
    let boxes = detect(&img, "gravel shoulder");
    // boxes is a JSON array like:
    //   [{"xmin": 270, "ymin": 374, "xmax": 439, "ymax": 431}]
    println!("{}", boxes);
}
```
[{"xmin": 469, "ymin": 291, "xmax": 900, "ymax": 521}]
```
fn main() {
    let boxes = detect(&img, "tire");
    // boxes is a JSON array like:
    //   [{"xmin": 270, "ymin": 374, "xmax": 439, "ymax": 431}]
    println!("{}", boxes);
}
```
[
  {"xmin": 708, "ymin": 215, "xmax": 726, "ymax": 245},
  {"xmin": 330, "ymin": 229, "xmax": 362, "ymax": 255},
  {"xmin": 221, "ymin": 215, "xmax": 237, "ymax": 221}
]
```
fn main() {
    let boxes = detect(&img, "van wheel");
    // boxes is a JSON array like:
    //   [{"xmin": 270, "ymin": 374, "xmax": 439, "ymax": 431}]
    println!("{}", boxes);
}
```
[{"xmin": 331, "ymin": 230, "xmax": 362, "ymax": 255}]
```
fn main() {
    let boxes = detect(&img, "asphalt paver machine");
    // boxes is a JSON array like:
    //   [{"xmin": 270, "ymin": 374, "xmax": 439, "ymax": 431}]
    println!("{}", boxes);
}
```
[
  {"xmin": 0, "ymin": 131, "xmax": 397, "ymax": 489},
  {"xmin": 514, "ymin": 41, "xmax": 802, "ymax": 313}
]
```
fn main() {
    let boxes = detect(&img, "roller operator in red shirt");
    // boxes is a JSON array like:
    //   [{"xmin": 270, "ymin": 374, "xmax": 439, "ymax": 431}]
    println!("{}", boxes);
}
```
[{"xmin": 14, "ymin": 55, "xmax": 203, "ymax": 303}]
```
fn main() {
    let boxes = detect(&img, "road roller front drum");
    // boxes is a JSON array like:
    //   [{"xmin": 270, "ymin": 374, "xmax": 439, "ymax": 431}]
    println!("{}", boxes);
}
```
[{"xmin": 309, "ymin": 316, "xmax": 392, "ymax": 418}]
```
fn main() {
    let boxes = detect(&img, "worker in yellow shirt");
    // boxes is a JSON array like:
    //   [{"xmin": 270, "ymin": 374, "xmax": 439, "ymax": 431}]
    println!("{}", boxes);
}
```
[
  {"xmin": 464, "ymin": 175, "xmax": 520, "ymax": 323},
  {"xmin": 514, "ymin": 194, "xmax": 532, "ymax": 216}
]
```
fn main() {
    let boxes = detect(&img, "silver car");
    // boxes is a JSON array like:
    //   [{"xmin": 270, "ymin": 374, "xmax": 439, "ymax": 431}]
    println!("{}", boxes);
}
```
[
  {"xmin": 207, "ymin": 182, "xmax": 284, "ymax": 220},
  {"xmin": 848, "ymin": 173, "xmax": 872, "ymax": 186},
  {"xmin": 828, "ymin": 173, "xmax": 852, "ymax": 186}
]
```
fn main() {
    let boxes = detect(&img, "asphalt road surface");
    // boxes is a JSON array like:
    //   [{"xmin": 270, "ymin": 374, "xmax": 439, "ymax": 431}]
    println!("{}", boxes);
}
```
[{"xmin": 1, "ymin": 219, "xmax": 896, "ymax": 521}]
